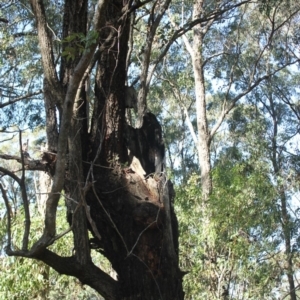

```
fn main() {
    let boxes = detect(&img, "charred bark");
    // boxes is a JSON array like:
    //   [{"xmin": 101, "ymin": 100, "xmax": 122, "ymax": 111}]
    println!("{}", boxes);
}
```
[
  {"xmin": 4, "ymin": 1, "xmax": 184, "ymax": 299},
  {"xmin": 125, "ymin": 112, "xmax": 165, "ymax": 176},
  {"xmin": 85, "ymin": 2, "xmax": 183, "ymax": 298},
  {"xmin": 85, "ymin": 168, "xmax": 183, "ymax": 299}
]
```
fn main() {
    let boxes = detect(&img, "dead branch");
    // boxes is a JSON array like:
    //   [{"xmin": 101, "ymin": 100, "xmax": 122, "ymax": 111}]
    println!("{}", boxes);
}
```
[
  {"xmin": 0, "ymin": 154, "xmax": 48, "ymax": 172},
  {"xmin": 0, "ymin": 89, "xmax": 43, "ymax": 109}
]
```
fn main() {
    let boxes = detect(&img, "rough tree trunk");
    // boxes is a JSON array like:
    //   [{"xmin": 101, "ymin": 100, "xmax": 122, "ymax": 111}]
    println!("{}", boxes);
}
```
[
  {"xmin": 84, "ymin": 3, "xmax": 184, "ymax": 299},
  {"xmin": 25, "ymin": 1, "xmax": 184, "ymax": 299}
]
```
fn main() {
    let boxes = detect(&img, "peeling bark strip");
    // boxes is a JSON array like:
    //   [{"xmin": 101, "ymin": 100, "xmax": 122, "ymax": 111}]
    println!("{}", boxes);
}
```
[{"xmin": 85, "ymin": 101, "xmax": 184, "ymax": 298}]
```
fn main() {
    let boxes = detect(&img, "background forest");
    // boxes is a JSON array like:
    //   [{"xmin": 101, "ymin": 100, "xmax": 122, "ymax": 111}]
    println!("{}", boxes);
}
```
[{"xmin": 1, "ymin": 0, "xmax": 300, "ymax": 299}]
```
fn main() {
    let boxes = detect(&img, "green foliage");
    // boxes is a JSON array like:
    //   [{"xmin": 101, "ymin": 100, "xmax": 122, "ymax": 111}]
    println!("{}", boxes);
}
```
[
  {"xmin": 175, "ymin": 174, "xmax": 205, "ymax": 298},
  {"xmin": 0, "ymin": 256, "xmax": 47, "ymax": 300},
  {"xmin": 61, "ymin": 31, "xmax": 99, "ymax": 61},
  {"xmin": 176, "ymin": 160, "xmax": 282, "ymax": 299},
  {"xmin": 0, "ymin": 198, "xmax": 106, "ymax": 299},
  {"xmin": 0, "ymin": 2, "xmax": 44, "ymax": 130},
  {"xmin": 0, "ymin": 142, "xmax": 107, "ymax": 298},
  {"xmin": 259, "ymin": 0, "xmax": 290, "ymax": 16}
]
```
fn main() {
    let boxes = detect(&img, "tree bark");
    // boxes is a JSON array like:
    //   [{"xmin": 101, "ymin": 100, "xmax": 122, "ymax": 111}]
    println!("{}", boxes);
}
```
[
  {"xmin": 4, "ymin": 1, "xmax": 184, "ymax": 299},
  {"xmin": 86, "ymin": 2, "xmax": 184, "ymax": 298},
  {"xmin": 268, "ymin": 91, "xmax": 296, "ymax": 300},
  {"xmin": 182, "ymin": 0, "xmax": 212, "ymax": 200}
]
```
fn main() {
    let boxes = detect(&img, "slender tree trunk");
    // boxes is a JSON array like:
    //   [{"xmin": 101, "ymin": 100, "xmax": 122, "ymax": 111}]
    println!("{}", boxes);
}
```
[
  {"xmin": 269, "ymin": 91, "xmax": 296, "ymax": 300},
  {"xmin": 272, "ymin": 160, "xmax": 296, "ymax": 300},
  {"xmin": 183, "ymin": 0, "xmax": 212, "ymax": 199},
  {"xmin": 279, "ymin": 190, "xmax": 296, "ymax": 300},
  {"xmin": 192, "ymin": 48, "xmax": 212, "ymax": 199}
]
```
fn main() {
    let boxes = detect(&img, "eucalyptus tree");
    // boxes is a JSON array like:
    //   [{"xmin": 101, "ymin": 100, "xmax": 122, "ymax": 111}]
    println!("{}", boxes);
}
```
[
  {"xmin": 1, "ymin": 1, "xmax": 300, "ymax": 299},
  {"xmin": 179, "ymin": 0, "xmax": 300, "ymax": 199},
  {"xmin": 0, "ymin": 1, "xmax": 184, "ymax": 299},
  {"xmin": 176, "ymin": 73, "xmax": 300, "ymax": 299},
  {"xmin": 0, "ymin": 0, "xmax": 250, "ymax": 298},
  {"xmin": 252, "ymin": 73, "xmax": 300, "ymax": 300},
  {"xmin": 223, "ymin": 7, "xmax": 300, "ymax": 297},
  {"xmin": 153, "ymin": 1, "xmax": 300, "ymax": 298}
]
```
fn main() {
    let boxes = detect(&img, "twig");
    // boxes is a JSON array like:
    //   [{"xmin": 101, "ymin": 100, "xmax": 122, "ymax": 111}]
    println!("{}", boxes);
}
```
[{"xmin": 127, "ymin": 208, "xmax": 161, "ymax": 256}]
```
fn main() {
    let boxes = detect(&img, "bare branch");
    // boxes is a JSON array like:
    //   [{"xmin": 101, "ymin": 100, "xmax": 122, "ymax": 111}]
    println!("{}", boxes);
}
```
[
  {"xmin": 147, "ymin": 0, "xmax": 252, "ymax": 90},
  {"xmin": 275, "ymin": 85, "xmax": 300, "ymax": 122},
  {"xmin": 0, "ymin": 154, "xmax": 48, "ymax": 172},
  {"xmin": 209, "ymin": 59, "xmax": 300, "ymax": 141},
  {"xmin": 0, "ymin": 166, "xmax": 22, "ymax": 184},
  {"xmin": 0, "ymin": 17, "xmax": 8, "ymax": 23},
  {"xmin": 29, "ymin": 0, "xmax": 62, "ymax": 102},
  {"xmin": 37, "ymin": 249, "xmax": 120, "ymax": 300},
  {"xmin": 137, "ymin": 0, "xmax": 172, "ymax": 124},
  {"xmin": 0, "ymin": 89, "xmax": 43, "ymax": 109},
  {"xmin": 5, "ymin": 246, "xmax": 120, "ymax": 300},
  {"xmin": 0, "ymin": 183, "xmax": 12, "ymax": 250},
  {"xmin": 0, "ymin": 134, "xmax": 16, "ymax": 143},
  {"xmin": 0, "ymin": 161, "xmax": 30, "ymax": 252},
  {"xmin": 13, "ymin": 31, "xmax": 36, "ymax": 38},
  {"xmin": 127, "ymin": 0, "xmax": 153, "ymax": 13},
  {"xmin": 161, "ymin": 76, "xmax": 198, "ymax": 145}
]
